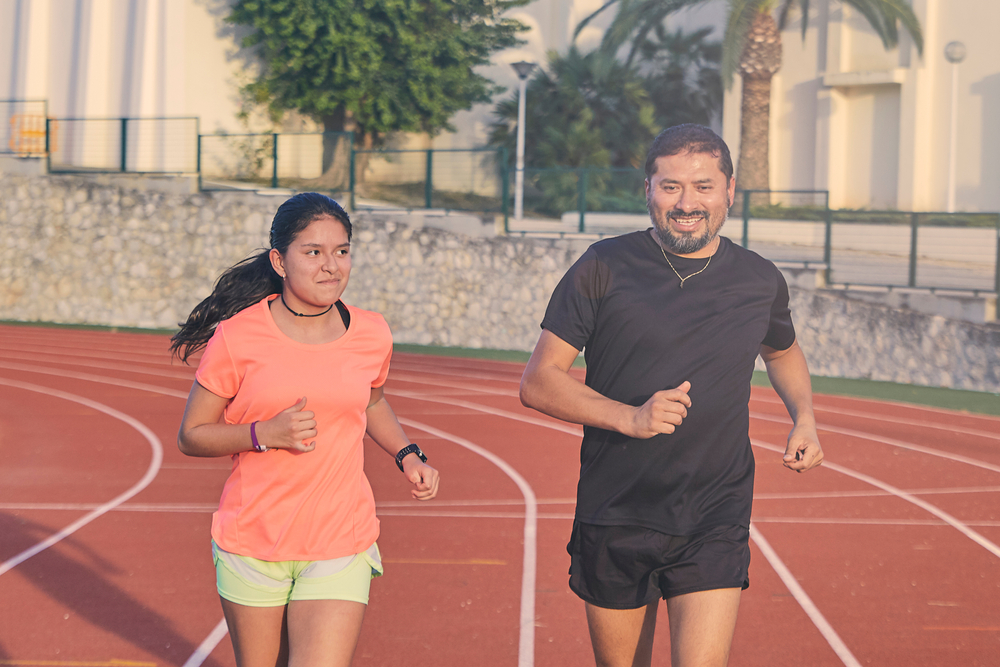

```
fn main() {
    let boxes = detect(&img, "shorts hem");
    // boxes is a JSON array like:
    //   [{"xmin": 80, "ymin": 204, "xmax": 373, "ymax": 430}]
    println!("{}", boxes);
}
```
[
  {"xmin": 661, "ymin": 579, "xmax": 750, "ymax": 600},
  {"xmin": 218, "ymin": 590, "xmax": 290, "ymax": 608},
  {"xmin": 568, "ymin": 580, "xmax": 660, "ymax": 610}
]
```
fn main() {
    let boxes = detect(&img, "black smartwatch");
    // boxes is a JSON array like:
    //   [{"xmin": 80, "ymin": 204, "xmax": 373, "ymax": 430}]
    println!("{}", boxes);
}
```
[{"xmin": 395, "ymin": 443, "xmax": 427, "ymax": 471}]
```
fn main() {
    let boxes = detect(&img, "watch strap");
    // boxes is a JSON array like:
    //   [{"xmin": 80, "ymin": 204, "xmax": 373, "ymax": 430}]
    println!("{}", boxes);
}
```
[{"xmin": 395, "ymin": 443, "xmax": 426, "ymax": 471}]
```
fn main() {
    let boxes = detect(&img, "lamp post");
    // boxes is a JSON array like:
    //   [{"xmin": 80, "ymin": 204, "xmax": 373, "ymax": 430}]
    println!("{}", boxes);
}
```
[
  {"xmin": 511, "ymin": 61, "xmax": 536, "ymax": 220},
  {"xmin": 944, "ymin": 41, "xmax": 966, "ymax": 213}
]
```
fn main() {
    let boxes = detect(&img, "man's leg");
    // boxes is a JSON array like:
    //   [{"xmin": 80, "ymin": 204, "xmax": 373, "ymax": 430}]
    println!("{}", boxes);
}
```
[
  {"xmin": 585, "ymin": 601, "xmax": 659, "ymax": 667},
  {"xmin": 664, "ymin": 588, "xmax": 741, "ymax": 667}
]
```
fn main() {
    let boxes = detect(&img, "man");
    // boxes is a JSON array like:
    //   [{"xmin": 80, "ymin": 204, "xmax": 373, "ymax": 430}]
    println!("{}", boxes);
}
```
[{"xmin": 519, "ymin": 124, "xmax": 823, "ymax": 667}]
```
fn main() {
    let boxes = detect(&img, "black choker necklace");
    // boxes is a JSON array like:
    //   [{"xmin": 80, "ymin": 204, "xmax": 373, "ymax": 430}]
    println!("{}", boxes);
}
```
[{"xmin": 280, "ymin": 294, "xmax": 335, "ymax": 318}]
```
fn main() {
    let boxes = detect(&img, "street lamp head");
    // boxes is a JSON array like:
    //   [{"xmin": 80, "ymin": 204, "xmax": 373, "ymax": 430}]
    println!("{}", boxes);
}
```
[
  {"xmin": 944, "ymin": 41, "xmax": 967, "ymax": 64},
  {"xmin": 511, "ymin": 61, "xmax": 537, "ymax": 80}
]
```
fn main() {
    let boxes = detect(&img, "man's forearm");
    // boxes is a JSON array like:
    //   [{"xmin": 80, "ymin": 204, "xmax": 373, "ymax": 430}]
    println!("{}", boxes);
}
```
[
  {"xmin": 520, "ymin": 363, "xmax": 635, "ymax": 433},
  {"xmin": 762, "ymin": 341, "xmax": 816, "ymax": 426}
]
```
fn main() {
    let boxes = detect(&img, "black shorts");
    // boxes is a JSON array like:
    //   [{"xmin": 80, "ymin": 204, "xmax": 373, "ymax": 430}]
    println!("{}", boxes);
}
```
[{"xmin": 567, "ymin": 521, "xmax": 751, "ymax": 610}]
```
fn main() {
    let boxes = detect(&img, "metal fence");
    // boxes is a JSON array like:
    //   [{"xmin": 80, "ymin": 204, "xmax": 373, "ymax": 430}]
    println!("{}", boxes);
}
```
[
  {"xmin": 2, "ymin": 102, "xmax": 997, "ymax": 294},
  {"xmin": 738, "ymin": 190, "xmax": 1000, "ymax": 294},
  {"xmin": 504, "ymin": 181, "xmax": 998, "ymax": 294},
  {"xmin": 47, "ymin": 117, "xmax": 199, "ymax": 173},
  {"xmin": 199, "ymin": 131, "xmax": 353, "ymax": 194},
  {"xmin": 1, "ymin": 99, "xmax": 49, "ymax": 156},
  {"xmin": 350, "ymin": 147, "xmax": 505, "ymax": 212}
]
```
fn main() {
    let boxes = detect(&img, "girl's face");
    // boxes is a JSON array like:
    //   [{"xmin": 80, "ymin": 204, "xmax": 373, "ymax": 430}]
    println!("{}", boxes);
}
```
[{"xmin": 269, "ymin": 215, "xmax": 351, "ymax": 311}]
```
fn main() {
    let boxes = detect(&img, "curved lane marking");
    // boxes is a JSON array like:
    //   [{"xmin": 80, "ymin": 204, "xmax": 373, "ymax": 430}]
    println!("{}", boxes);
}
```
[
  {"xmin": 0, "ymin": 361, "xmax": 189, "ymax": 399},
  {"xmin": 0, "ymin": 377, "xmax": 164, "ymax": 577},
  {"xmin": 751, "ymin": 394, "xmax": 1000, "ymax": 440},
  {"xmin": 750, "ymin": 411, "xmax": 1000, "ymax": 475},
  {"xmin": 750, "ymin": 524, "xmax": 862, "ymax": 667},
  {"xmin": 752, "ymin": 440, "xmax": 1000, "ymax": 560},
  {"xmin": 9, "ymin": 349, "xmax": 993, "ymax": 665},
  {"xmin": 398, "ymin": 417, "xmax": 538, "ymax": 667}
]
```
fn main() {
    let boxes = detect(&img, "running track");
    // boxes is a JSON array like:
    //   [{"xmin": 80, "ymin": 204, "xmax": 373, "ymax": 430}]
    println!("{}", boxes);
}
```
[{"xmin": 0, "ymin": 324, "xmax": 998, "ymax": 666}]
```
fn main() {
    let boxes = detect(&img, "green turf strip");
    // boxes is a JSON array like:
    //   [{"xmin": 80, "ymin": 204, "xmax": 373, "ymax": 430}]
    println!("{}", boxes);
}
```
[
  {"xmin": 4, "ymin": 321, "xmax": 998, "ymax": 416},
  {"xmin": 752, "ymin": 371, "xmax": 1000, "ymax": 417}
]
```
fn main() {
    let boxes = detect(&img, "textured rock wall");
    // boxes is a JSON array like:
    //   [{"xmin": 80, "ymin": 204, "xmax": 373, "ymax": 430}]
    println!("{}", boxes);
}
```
[{"xmin": 2, "ymin": 173, "xmax": 997, "ymax": 392}]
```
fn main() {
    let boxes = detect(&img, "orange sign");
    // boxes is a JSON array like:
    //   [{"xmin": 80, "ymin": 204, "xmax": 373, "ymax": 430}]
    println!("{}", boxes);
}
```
[{"xmin": 8, "ymin": 114, "xmax": 56, "ymax": 155}]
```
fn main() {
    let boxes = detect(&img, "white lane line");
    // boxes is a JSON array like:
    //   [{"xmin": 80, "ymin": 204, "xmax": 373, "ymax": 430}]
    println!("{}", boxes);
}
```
[
  {"xmin": 3, "ymin": 349, "xmax": 197, "ymax": 380},
  {"xmin": 0, "ymin": 366, "xmax": 220, "ymax": 665},
  {"xmin": 181, "ymin": 617, "xmax": 230, "ymax": 667},
  {"xmin": 0, "ymin": 377, "xmax": 164, "ymax": 577},
  {"xmin": 753, "ymin": 440, "xmax": 1000, "ymax": 559},
  {"xmin": 755, "ymin": 392, "xmax": 1000, "ymax": 427},
  {"xmin": 0, "ymin": 360, "xmax": 189, "ymax": 399},
  {"xmin": 754, "ymin": 485, "xmax": 1000, "ymax": 499},
  {"xmin": 750, "ymin": 411, "xmax": 1000, "ymax": 475},
  {"xmin": 750, "ymin": 524, "xmax": 863, "ymax": 667},
  {"xmin": 399, "ymin": 417, "xmax": 538, "ymax": 667},
  {"xmin": 751, "ymin": 395, "xmax": 1000, "ymax": 441},
  {"xmin": 388, "ymin": 388, "xmax": 582, "ymax": 437},
  {"xmin": 0, "ymin": 339, "xmax": 181, "ymax": 367}
]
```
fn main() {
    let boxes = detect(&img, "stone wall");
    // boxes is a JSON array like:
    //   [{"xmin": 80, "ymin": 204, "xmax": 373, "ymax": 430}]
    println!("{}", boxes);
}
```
[{"xmin": 2, "ymin": 173, "xmax": 998, "ymax": 393}]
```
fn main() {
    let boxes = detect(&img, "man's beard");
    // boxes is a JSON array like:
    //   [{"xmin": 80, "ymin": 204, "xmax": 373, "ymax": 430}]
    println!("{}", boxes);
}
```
[{"xmin": 651, "ymin": 208, "xmax": 727, "ymax": 255}]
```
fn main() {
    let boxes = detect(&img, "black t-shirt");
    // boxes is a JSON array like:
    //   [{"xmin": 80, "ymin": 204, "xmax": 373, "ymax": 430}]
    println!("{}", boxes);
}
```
[{"xmin": 541, "ymin": 231, "xmax": 795, "ymax": 535}]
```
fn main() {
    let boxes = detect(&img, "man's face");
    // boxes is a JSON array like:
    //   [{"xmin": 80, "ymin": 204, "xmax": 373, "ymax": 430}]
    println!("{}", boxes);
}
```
[{"xmin": 645, "ymin": 151, "xmax": 735, "ymax": 257}]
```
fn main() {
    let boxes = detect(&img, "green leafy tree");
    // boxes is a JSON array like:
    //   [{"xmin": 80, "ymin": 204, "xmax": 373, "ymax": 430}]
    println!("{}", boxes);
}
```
[
  {"xmin": 634, "ymin": 25, "xmax": 722, "ymax": 129},
  {"xmin": 228, "ymin": 0, "xmax": 528, "ymax": 180},
  {"xmin": 578, "ymin": 0, "xmax": 923, "ymax": 192},
  {"xmin": 489, "ymin": 47, "xmax": 656, "ymax": 170}
]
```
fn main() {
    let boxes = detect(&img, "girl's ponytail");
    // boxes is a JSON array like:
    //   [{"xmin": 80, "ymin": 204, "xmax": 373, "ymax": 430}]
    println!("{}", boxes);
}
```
[{"xmin": 170, "ymin": 249, "xmax": 281, "ymax": 362}]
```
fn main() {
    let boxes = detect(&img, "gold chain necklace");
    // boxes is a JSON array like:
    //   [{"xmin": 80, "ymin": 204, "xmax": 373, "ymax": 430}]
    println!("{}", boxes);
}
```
[{"xmin": 659, "ymin": 244, "xmax": 713, "ymax": 288}]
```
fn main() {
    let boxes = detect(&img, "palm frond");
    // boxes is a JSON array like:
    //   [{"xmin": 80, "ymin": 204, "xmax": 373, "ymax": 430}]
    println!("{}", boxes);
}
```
[
  {"xmin": 776, "ymin": 0, "xmax": 810, "ymax": 40},
  {"xmin": 721, "ymin": 0, "xmax": 765, "ymax": 89},
  {"xmin": 573, "ymin": 0, "xmax": 623, "ymax": 41}
]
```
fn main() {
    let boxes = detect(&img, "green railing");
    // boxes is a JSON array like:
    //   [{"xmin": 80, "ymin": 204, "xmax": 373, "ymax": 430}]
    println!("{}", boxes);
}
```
[
  {"xmin": 738, "ymin": 190, "xmax": 1000, "ymax": 295},
  {"xmin": 47, "ymin": 117, "xmax": 199, "ymax": 174},
  {"xmin": 4, "ymin": 104, "xmax": 998, "ymax": 294},
  {"xmin": 198, "ymin": 131, "xmax": 353, "ymax": 194},
  {"xmin": 350, "ymin": 147, "xmax": 506, "ymax": 213}
]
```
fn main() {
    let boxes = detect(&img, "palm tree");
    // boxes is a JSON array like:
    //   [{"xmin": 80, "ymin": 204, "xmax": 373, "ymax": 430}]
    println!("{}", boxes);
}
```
[{"xmin": 577, "ymin": 0, "xmax": 923, "ymax": 192}]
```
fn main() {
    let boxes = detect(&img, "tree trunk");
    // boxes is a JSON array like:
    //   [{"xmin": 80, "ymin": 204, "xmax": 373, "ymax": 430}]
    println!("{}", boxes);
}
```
[
  {"xmin": 734, "ymin": 10, "xmax": 781, "ymax": 203},
  {"xmin": 736, "ymin": 74, "xmax": 773, "ymax": 194},
  {"xmin": 310, "ymin": 109, "xmax": 355, "ymax": 191}
]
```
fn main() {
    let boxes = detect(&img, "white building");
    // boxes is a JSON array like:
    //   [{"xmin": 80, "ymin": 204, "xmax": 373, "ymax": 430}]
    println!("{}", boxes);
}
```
[
  {"xmin": 3, "ymin": 0, "xmax": 994, "ymax": 212},
  {"xmin": 722, "ymin": 0, "xmax": 1000, "ymax": 212}
]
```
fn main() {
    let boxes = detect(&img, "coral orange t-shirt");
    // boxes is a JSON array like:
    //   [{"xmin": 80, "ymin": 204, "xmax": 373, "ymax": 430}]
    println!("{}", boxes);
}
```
[{"xmin": 195, "ymin": 295, "xmax": 392, "ymax": 561}]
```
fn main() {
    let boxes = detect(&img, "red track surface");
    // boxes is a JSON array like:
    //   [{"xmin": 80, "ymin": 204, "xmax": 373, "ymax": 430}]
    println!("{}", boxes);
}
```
[{"xmin": 1, "ymin": 323, "xmax": 998, "ymax": 666}]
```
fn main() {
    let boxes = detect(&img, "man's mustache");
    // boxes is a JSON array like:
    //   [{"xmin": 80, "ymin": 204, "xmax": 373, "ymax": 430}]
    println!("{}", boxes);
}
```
[{"xmin": 667, "ymin": 210, "xmax": 709, "ymax": 220}]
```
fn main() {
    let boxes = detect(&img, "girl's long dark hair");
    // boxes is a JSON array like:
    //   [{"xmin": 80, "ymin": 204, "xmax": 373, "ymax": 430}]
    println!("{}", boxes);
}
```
[{"xmin": 170, "ymin": 192, "xmax": 352, "ymax": 363}]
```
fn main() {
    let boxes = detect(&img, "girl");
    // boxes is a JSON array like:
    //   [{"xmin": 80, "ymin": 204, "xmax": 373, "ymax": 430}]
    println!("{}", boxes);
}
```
[{"xmin": 172, "ymin": 192, "xmax": 439, "ymax": 666}]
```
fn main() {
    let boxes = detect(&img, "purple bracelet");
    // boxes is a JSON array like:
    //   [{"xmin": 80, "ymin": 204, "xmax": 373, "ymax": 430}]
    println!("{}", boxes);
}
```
[{"xmin": 250, "ymin": 421, "xmax": 267, "ymax": 452}]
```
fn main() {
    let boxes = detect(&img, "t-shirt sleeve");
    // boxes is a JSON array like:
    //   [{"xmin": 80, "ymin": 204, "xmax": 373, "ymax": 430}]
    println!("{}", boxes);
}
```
[
  {"xmin": 761, "ymin": 268, "xmax": 796, "ymax": 351},
  {"xmin": 372, "ymin": 343, "xmax": 391, "ymax": 388},
  {"xmin": 539, "ymin": 246, "xmax": 609, "ymax": 351},
  {"xmin": 194, "ymin": 323, "xmax": 241, "ymax": 399}
]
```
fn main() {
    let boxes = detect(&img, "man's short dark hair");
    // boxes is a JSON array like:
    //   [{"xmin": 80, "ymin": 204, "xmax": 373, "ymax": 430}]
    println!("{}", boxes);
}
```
[{"xmin": 644, "ymin": 124, "xmax": 733, "ymax": 183}]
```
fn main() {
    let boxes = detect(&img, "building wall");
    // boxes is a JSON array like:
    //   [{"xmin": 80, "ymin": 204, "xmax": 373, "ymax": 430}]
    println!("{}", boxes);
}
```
[
  {"xmin": 1, "ymin": 0, "xmax": 723, "ymax": 154},
  {"xmin": 725, "ymin": 0, "xmax": 1000, "ymax": 212}
]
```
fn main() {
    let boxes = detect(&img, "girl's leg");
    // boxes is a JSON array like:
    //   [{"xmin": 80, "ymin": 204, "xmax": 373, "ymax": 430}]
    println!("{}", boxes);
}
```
[
  {"xmin": 285, "ymin": 599, "xmax": 366, "ymax": 667},
  {"xmin": 220, "ymin": 597, "xmax": 289, "ymax": 667}
]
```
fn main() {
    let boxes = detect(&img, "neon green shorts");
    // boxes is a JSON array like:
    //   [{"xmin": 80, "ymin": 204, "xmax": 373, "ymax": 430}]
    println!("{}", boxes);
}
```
[{"xmin": 213, "ymin": 541, "xmax": 383, "ymax": 607}]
